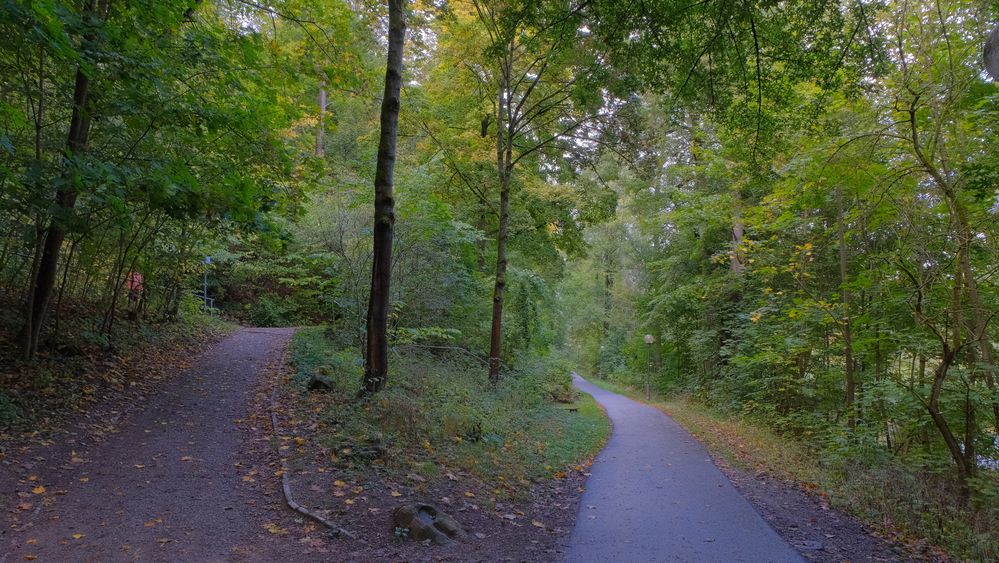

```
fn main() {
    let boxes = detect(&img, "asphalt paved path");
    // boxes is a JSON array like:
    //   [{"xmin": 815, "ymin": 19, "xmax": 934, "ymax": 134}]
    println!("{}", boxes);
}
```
[
  {"xmin": 566, "ymin": 374, "xmax": 803, "ymax": 563},
  {"xmin": 1, "ymin": 327, "xmax": 299, "ymax": 562}
]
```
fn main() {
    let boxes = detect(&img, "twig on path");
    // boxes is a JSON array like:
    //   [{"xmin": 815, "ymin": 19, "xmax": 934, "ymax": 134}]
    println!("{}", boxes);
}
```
[{"xmin": 268, "ymin": 363, "xmax": 356, "ymax": 539}]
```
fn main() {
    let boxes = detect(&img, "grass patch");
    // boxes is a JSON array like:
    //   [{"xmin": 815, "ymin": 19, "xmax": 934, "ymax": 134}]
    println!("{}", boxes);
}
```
[
  {"xmin": 587, "ymin": 376, "xmax": 997, "ymax": 561},
  {"xmin": 288, "ymin": 327, "xmax": 610, "ymax": 491}
]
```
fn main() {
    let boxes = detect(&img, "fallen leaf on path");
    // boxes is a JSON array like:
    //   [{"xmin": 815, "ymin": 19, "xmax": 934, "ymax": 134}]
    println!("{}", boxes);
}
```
[
  {"xmin": 263, "ymin": 523, "xmax": 287, "ymax": 535},
  {"xmin": 532, "ymin": 521, "xmax": 545, "ymax": 528},
  {"xmin": 24, "ymin": 555, "xmax": 37, "ymax": 561},
  {"xmin": 31, "ymin": 486, "xmax": 46, "ymax": 495},
  {"xmin": 390, "ymin": 491, "xmax": 402, "ymax": 497},
  {"xmin": 180, "ymin": 456, "xmax": 193, "ymax": 462},
  {"xmin": 72, "ymin": 534, "xmax": 84, "ymax": 540},
  {"xmin": 133, "ymin": 464, "xmax": 145, "ymax": 469},
  {"xmin": 79, "ymin": 477, "xmax": 90, "ymax": 483}
]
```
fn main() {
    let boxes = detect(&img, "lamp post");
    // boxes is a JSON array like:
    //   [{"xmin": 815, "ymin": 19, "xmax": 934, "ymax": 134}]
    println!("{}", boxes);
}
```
[{"xmin": 644, "ymin": 334, "xmax": 654, "ymax": 400}]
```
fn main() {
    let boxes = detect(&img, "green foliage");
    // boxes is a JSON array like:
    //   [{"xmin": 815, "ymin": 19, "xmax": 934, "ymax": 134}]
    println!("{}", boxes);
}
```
[
  {"xmin": 0, "ymin": 392, "xmax": 22, "ymax": 427},
  {"xmin": 289, "ymin": 327, "xmax": 609, "ymax": 483}
]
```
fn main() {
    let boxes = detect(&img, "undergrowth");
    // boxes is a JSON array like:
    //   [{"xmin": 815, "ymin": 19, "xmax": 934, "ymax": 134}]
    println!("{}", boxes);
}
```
[
  {"xmin": 289, "ymin": 327, "xmax": 610, "ymax": 492},
  {"xmin": 588, "ymin": 377, "xmax": 998, "ymax": 562}
]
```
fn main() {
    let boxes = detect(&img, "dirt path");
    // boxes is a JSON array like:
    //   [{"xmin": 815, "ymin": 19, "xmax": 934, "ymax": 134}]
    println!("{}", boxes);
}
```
[
  {"xmin": 566, "ymin": 374, "xmax": 802, "ymax": 563},
  {"xmin": 1, "ymin": 327, "xmax": 301, "ymax": 562}
]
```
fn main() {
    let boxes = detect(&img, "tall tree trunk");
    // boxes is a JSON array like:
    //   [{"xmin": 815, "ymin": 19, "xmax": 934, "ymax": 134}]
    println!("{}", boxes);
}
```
[
  {"xmin": 316, "ymin": 76, "xmax": 327, "ymax": 156},
  {"xmin": 361, "ymin": 0, "xmax": 406, "ymax": 396},
  {"xmin": 908, "ymin": 100, "xmax": 999, "ymax": 437},
  {"xmin": 488, "ymin": 60, "xmax": 511, "ymax": 383},
  {"xmin": 730, "ymin": 188, "xmax": 744, "ymax": 273},
  {"xmin": 956, "ymin": 221, "xmax": 999, "ymax": 436},
  {"xmin": 21, "ymin": 9, "xmax": 97, "ymax": 358},
  {"xmin": 837, "ymin": 187, "xmax": 856, "ymax": 428}
]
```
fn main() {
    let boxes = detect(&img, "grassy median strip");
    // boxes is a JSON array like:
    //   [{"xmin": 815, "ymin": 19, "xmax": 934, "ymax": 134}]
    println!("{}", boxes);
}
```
[{"xmin": 289, "ymin": 327, "xmax": 610, "ymax": 489}]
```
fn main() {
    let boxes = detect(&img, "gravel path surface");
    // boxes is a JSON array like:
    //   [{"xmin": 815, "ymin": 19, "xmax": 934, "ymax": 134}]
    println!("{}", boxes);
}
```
[
  {"xmin": 566, "ymin": 374, "xmax": 803, "ymax": 563},
  {"xmin": 1, "ymin": 327, "xmax": 299, "ymax": 563}
]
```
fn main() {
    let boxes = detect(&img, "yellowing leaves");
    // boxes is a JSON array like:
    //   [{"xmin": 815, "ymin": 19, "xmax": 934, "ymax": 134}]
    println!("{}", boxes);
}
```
[{"xmin": 263, "ymin": 522, "xmax": 287, "ymax": 535}]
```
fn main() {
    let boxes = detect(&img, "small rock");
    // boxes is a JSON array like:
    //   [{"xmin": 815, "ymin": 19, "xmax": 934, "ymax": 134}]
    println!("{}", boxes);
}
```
[
  {"xmin": 796, "ymin": 540, "xmax": 824, "ymax": 551},
  {"xmin": 393, "ymin": 503, "xmax": 466, "ymax": 545},
  {"xmin": 307, "ymin": 375, "xmax": 334, "ymax": 392}
]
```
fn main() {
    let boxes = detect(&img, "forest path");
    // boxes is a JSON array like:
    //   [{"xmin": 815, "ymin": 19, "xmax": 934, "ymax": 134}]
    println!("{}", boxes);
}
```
[
  {"xmin": 1, "ymin": 327, "xmax": 305, "ymax": 563},
  {"xmin": 566, "ymin": 374, "xmax": 803, "ymax": 563}
]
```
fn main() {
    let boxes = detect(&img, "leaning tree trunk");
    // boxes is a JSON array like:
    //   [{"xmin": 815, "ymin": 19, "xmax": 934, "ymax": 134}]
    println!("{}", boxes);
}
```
[
  {"xmin": 21, "ymin": 27, "xmax": 96, "ymax": 358},
  {"xmin": 361, "ymin": 0, "xmax": 406, "ymax": 396}
]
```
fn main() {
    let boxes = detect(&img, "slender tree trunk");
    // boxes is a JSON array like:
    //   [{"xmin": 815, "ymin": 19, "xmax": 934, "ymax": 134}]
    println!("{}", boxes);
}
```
[
  {"xmin": 837, "ymin": 187, "xmax": 857, "ymax": 428},
  {"xmin": 488, "ymin": 60, "xmax": 511, "ymax": 383},
  {"xmin": 361, "ymin": 0, "xmax": 406, "ymax": 396},
  {"xmin": 316, "ymin": 77, "xmax": 327, "ymax": 156},
  {"xmin": 21, "ymin": 44, "xmax": 95, "ymax": 358},
  {"xmin": 488, "ymin": 169, "xmax": 511, "ymax": 382},
  {"xmin": 730, "ymin": 189, "xmax": 744, "ymax": 273},
  {"xmin": 52, "ymin": 238, "xmax": 78, "ymax": 342}
]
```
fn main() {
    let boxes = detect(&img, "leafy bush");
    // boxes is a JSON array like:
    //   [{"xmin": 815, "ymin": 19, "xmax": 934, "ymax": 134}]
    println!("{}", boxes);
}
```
[
  {"xmin": 0, "ymin": 392, "xmax": 22, "ymax": 427},
  {"xmin": 248, "ymin": 295, "xmax": 297, "ymax": 327}
]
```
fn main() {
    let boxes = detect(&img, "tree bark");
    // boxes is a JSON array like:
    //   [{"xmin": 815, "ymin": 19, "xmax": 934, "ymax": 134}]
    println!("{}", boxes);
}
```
[
  {"xmin": 316, "ymin": 77, "xmax": 327, "ymax": 156},
  {"xmin": 21, "ymin": 7, "xmax": 97, "ymax": 358},
  {"xmin": 488, "ymin": 58, "xmax": 512, "ymax": 383},
  {"xmin": 837, "ymin": 186, "xmax": 857, "ymax": 428},
  {"xmin": 361, "ymin": 0, "xmax": 406, "ymax": 396}
]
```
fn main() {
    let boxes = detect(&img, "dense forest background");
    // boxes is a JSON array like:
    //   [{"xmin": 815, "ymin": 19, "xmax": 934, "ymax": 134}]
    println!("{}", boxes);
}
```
[{"xmin": 1, "ymin": 0, "xmax": 998, "ymax": 557}]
